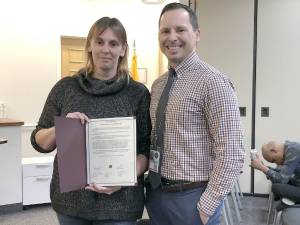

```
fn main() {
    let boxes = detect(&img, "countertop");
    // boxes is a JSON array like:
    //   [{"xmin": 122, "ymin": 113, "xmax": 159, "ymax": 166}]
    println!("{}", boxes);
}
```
[{"xmin": 0, "ymin": 118, "xmax": 24, "ymax": 127}]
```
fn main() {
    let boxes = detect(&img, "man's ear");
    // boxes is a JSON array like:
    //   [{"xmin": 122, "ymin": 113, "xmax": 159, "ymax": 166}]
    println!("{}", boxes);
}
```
[{"xmin": 195, "ymin": 28, "xmax": 200, "ymax": 42}]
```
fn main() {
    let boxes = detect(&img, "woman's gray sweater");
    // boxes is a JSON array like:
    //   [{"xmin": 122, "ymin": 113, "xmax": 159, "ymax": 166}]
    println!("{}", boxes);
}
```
[{"xmin": 31, "ymin": 72, "xmax": 151, "ymax": 221}]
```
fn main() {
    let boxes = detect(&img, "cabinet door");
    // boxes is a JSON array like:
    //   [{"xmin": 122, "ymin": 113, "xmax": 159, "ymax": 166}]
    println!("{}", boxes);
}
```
[
  {"xmin": 0, "ymin": 126, "xmax": 22, "ymax": 205},
  {"xmin": 23, "ymin": 163, "xmax": 53, "ymax": 177},
  {"xmin": 196, "ymin": 0, "xmax": 254, "ymax": 193},
  {"xmin": 23, "ymin": 176, "xmax": 51, "ymax": 205},
  {"xmin": 255, "ymin": 0, "xmax": 300, "ymax": 194}
]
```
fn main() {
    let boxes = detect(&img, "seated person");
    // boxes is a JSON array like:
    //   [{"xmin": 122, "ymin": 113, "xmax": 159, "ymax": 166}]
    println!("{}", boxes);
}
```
[{"xmin": 251, "ymin": 141, "xmax": 300, "ymax": 204}]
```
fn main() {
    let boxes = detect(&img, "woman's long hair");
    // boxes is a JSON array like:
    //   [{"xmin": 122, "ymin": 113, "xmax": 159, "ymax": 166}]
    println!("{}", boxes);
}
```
[{"xmin": 84, "ymin": 17, "xmax": 129, "ymax": 79}]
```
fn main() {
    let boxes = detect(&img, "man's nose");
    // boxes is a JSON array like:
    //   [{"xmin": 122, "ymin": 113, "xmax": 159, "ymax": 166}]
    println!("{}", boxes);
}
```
[{"xmin": 168, "ymin": 30, "xmax": 178, "ymax": 41}]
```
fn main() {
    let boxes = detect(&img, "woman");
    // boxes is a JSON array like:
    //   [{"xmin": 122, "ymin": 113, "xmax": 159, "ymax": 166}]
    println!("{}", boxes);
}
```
[{"xmin": 31, "ymin": 17, "xmax": 151, "ymax": 225}]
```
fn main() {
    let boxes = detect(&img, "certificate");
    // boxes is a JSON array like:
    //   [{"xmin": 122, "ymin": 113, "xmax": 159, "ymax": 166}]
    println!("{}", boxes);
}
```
[
  {"xmin": 86, "ymin": 117, "xmax": 136, "ymax": 186},
  {"xmin": 55, "ymin": 116, "xmax": 136, "ymax": 193}
]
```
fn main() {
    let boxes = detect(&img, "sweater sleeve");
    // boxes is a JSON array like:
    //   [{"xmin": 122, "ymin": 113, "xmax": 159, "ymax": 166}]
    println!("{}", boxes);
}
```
[
  {"xmin": 31, "ymin": 79, "xmax": 66, "ymax": 153},
  {"xmin": 135, "ymin": 87, "xmax": 151, "ymax": 158}
]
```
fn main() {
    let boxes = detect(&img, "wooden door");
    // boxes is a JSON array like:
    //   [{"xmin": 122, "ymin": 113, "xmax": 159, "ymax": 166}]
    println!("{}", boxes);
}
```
[{"xmin": 61, "ymin": 36, "xmax": 86, "ymax": 78}]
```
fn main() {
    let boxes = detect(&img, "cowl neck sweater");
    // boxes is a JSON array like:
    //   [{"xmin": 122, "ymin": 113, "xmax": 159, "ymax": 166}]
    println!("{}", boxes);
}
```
[{"xmin": 75, "ymin": 73, "xmax": 128, "ymax": 96}]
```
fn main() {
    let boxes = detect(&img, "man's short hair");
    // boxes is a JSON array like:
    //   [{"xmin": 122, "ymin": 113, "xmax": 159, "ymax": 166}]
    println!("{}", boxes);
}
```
[{"xmin": 159, "ymin": 2, "xmax": 199, "ymax": 31}]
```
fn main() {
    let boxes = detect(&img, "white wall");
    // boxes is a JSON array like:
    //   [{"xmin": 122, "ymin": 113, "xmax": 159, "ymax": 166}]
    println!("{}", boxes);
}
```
[
  {"xmin": 0, "ymin": 0, "xmax": 176, "ymax": 125},
  {"xmin": 254, "ymin": 0, "xmax": 300, "ymax": 194},
  {"xmin": 196, "ymin": 0, "xmax": 300, "ymax": 194},
  {"xmin": 196, "ymin": 0, "xmax": 254, "ymax": 192},
  {"xmin": 0, "ymin": 0, "xmax": 178, "ymax": 158}
]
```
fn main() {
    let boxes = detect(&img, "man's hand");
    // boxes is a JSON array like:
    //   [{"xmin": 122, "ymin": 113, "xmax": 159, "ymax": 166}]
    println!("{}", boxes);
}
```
[
  {"xmin": 251, "ymin": 157, "xmax": 264, "ymax": 170},
  {"xmin": 199, "ymin": 209, "xmax": 209, "ymax": 225},
  {"xmin": 85, "ymin": 183, "xmax": 121, "ymax": 195},
  {"xmin": 251, "ymin": 157, "xmax": 269, "ymax": 174}
]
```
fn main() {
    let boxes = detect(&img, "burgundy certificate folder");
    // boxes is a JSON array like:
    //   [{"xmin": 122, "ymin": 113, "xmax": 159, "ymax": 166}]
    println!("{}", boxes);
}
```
[{"xmin": 54, "ymin": 116, "xmax": 87, "ymax": 193}]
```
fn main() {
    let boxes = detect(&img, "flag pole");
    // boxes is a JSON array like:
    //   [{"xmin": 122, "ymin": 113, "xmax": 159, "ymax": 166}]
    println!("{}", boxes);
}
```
[{"xmin": 131, "ymin": 40, "xmax": 139, "ymax": 81}]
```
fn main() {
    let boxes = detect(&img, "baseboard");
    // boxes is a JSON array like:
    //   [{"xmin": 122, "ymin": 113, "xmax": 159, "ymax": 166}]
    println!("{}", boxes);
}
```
[
  {"xmin": 22, "ymin": 203, "xmax": 51, "ymax": 210},
  {"xmin": 242, "ymin": 192, "xmax": 269, "ymax": 198},
  {"xmin": 0, "ymin": 203, "xmax": 22, "ymax": 215}
]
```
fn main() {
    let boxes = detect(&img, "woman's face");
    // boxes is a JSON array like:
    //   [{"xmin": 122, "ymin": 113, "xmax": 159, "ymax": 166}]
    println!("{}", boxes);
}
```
[{"xmin": 88, "ymin": 28, "xmax": 126, "ymax": 79}]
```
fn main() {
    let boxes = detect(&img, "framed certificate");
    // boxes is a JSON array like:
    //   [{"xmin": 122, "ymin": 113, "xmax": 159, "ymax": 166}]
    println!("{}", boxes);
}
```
[
  {"xmin": 55, "ymin": 116, "xmax": 137, "ymax": 193},
  {"xmin": 86, "ymin": 117, "xmax": 137, "ymax": 186}
]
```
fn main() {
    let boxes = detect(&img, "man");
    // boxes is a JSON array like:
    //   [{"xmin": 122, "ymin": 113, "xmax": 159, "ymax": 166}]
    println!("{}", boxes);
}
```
[
  {"xmin": 251, "ymin": 141, "xmax": 300, "ymax": 204},
  {"xmin": 146, "ymin": 3, "xmax": 245, "ymax": 225}
]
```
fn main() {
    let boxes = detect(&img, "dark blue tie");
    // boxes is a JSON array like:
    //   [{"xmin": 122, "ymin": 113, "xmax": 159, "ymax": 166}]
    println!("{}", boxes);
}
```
[{"xmin": 149, "ymin": 68, "xmax": 176, "ymax": 189}]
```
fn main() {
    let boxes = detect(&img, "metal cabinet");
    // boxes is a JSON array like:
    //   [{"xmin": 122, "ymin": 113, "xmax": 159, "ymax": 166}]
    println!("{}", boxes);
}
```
[
  {"xmin": 22, "ymin": 156, "xmax": 54, "ymax": 205},
  {"xmin": 0, "ymin": 120, "xmax": 23, "ymax": 208}
]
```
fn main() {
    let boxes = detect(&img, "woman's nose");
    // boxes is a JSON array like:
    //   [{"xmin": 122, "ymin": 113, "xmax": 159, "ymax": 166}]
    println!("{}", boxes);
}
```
[{"xmin": 101, "ymin": 43, "xmax": 110, "ymax": 52}]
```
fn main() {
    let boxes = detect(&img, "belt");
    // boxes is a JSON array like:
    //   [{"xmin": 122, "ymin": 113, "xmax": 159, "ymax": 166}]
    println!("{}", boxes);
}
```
[{"xmin": 161, "ymin": 178, "xmax": 208, "ymax": 192}]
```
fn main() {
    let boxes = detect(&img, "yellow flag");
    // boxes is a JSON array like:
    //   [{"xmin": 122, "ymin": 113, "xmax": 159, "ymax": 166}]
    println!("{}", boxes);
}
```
[{"xmin": 131, "ymin": 41, "xmax": 139, "ymax": 81}]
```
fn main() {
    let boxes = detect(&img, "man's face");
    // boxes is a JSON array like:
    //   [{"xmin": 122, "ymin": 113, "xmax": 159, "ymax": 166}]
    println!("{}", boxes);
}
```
[
  {"xmin": 273, "ymin": 151, "xmax": 284, "ymax": 165},
  {"xmin": 264, "ymin": 151, "xmax": 284, "ymax": 165},
  {"xmin": 159, "ymin": 8, "xmax": 200, "ymax": 68}
]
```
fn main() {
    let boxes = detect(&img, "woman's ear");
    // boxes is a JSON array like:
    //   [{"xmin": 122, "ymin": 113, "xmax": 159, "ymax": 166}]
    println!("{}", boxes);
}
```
[
  {"xmin": 87, "ymin": 41, "xmax": 92, "ymax": 53},
  {"xmin": 120, "ymin": 44, "xmax": 127, "ymax": 57}
]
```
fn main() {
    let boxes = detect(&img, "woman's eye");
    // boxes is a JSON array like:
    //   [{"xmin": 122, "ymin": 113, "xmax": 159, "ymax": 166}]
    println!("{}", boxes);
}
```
[{"xmin": 110, "ymin": 42, "xmax": 119, "ymax": 47}]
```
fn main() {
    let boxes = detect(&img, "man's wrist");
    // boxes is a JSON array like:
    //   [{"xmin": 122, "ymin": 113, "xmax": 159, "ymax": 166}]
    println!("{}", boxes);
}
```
[
  {"xmin": 260, "ymin": 164, "xmax": 269, "ymax": 173},
  {"xmin": 200, "ymin": 208, "xmax": 209, "ymax": 217},
  {"xmin": 197, "ymin": 201, "xmax": 209, "ymax": 216},
  {"xmin": 199, "ymin": 208, "xmax": 210, "ymax": 225}
]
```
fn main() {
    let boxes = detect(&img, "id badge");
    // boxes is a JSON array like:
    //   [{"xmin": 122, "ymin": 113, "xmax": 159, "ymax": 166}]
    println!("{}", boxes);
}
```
[{"xmin": 149, "ymin": 149, "xmax": 160, "ymax": 173}]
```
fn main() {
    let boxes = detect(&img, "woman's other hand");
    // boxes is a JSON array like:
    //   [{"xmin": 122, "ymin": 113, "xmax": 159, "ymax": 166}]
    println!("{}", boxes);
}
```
[
  {"xmin": 85, "ymin": 183, "xmax": 122, "ymax": 195},
  {"xmin": 66, "ymin": 112, "xmax": 89, "ymax": 124}
]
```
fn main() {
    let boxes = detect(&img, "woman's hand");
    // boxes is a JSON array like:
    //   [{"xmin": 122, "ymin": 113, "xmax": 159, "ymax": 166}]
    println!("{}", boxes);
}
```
[
  {"xmin": 66, "ymin": 112, "xmax": 89, "ymax": 124},
  {"xmin": 85, "ymin": 183, "xmax": 122, "ymax": 195}
]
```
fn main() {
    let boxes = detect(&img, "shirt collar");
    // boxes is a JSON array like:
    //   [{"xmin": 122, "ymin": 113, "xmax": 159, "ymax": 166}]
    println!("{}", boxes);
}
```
[{"xmin": 170, "ymin": 51, "xmax": 199, "ymax": 78}]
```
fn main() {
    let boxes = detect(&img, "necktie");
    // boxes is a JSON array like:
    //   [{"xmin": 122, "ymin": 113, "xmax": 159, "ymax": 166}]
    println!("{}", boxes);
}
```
[{"xmin": 149, "ymin": 68, "xmax": 176, "ymax": 189}]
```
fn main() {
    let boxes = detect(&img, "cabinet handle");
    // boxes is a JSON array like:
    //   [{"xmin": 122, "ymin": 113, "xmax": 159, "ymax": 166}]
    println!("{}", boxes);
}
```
[
  {"xmin": 35, "ymin": 164, "xmax": 50, "ymax": 168},
  {"xmin": 36, "ymin": 177, "xmax": 50, "ymax": 181}
]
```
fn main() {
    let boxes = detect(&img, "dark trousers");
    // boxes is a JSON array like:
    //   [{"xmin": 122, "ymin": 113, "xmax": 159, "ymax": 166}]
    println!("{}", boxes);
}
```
[
  {"xmin": 145, "ymin": 185, "xmax": 223, "ymax": 225},
  {"xmin": 56, "ymin": 213, "xmax": 136, "ymax": 225},
  {"xmin": 272, "ymin": 183, "xmax": 300, "ymax": 203}
]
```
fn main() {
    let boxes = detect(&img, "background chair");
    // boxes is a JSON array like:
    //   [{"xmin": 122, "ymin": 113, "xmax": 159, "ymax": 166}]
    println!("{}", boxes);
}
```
[{"xmin": 281, "ymin": 205, "xmax": 300, "ymax": 225}]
